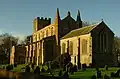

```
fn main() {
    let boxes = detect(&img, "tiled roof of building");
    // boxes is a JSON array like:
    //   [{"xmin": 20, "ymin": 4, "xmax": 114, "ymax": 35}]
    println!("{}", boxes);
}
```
[{"xmin": 61, "ymin": 22, "xmax": 100, "ymax": 39}]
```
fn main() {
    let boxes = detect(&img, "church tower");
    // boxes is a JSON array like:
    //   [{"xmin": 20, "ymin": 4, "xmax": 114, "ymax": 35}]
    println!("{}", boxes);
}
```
[{"xmin": 76, "ymin": 10, "xmax": 82, "ymax": 28}]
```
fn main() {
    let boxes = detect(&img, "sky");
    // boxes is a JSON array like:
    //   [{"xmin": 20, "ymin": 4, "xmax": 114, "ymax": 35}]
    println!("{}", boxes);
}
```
[{"xmin": 0, "ymin": 0, "xmax": 120, "ymax": 40}]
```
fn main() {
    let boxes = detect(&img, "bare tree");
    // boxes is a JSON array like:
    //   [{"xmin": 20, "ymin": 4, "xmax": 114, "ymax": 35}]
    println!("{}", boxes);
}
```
[{"xmin": 0, "ymin": 33, "xmax": 19, "ymax": 64}]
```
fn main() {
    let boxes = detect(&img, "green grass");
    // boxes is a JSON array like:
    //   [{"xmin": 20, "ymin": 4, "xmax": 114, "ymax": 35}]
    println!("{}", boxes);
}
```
[
  {"xmin": 47, "ymin": 67, "xmax": 120, "ymax": 79},
  {"xmin": 11, "ymin": 64, "xmax": 48, "ymax": 72},
  {"xmin": 69, "ymin": 67, "xmax": 120, "ymax": 79},
  {"xmin": 1, "ymin": 64, "xmax": 120, "ymax": 79},
  {"xmin": 11, "ymin": 64, "xmax": 27, "ymax": 72},
  {"xmin": 0, "ymin": 64, "xmax": 8, "ymax": 69}
]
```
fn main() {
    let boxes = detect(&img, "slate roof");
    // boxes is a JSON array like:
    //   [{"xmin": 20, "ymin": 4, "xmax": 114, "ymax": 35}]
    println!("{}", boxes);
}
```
[{"xmin": 61, "ymin": 22, "xmax": 100, "ymax": 39}]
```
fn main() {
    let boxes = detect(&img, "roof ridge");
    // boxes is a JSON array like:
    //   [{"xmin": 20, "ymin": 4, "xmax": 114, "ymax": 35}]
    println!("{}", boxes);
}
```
[
  {"xmin": 61, "ymin": 22, "xmax": 101, "ymax": 39},
  {"xmin": 71, "ymin": 22, "xmax": 99, "ymax": 32}
]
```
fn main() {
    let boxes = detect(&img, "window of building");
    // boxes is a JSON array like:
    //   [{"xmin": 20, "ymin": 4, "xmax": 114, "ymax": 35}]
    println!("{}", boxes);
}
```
[
  {"xmin": 37, "ymin": 34, "xmax": 39, "ymax": 41},
  {"xmin": 98, "ymin": 29, "xmax": 107, "ymax": 53},
  {"xmin": 69, "ymin": 41, "xmax": 73, "ymax": 55},
  {"xmin": 62, "ymin": 43, "xmax": 66, "ymax": 54},
  {"xmin": 101, "ymin": 33, "xmax": 104, "ymax": 52},
  {"xmin": 67, "ymin": 40, "xmax": 69, "ymax": 53},
  {"xmin": 82, "ymin": 39, "xmax": 87, "ymax": 54},
  {"xmin": 43, "ymin": 31, "xmax": 44, "ymax": 38},
  {"xmin": 35, "ymin": 35, "xmax": 37, "ymax": 41},
  {"xmin": 98, "ymin": 35, "xmax": 100, "ymax": 52},
  {"xmin": 104, "ymin": 33, "xmax": 107, "ymax": 52},
  {"xmin": 74, "ymin": 56, "xmax": 76, "ymax": 64},
  {"xmin": 46, "ymin": 30, "xmax": 48, "ymax": 37},
  {"xmin": 41, "ymin": 31, "xmax": 44, "ymax": 38},
  {"xmin": 51, "ymin": 27, "xmax": 53, "ymax": 35},
  {"xmin": 39, "ymin": 33, "xmax": 40, "ymax": 39}
]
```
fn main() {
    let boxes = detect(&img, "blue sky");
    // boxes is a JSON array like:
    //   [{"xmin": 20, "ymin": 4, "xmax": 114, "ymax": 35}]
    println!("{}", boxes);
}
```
[{"xmin": 0, "ymin": 0, "xmax": 120, "ymax": 40}]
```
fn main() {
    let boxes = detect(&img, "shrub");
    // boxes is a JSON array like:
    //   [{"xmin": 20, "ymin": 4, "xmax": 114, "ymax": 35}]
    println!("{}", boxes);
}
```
[
  {"xmin": 6, "ymin": 65, "xmax": 13, "ymax": 71},
  {"xmin": 41, "ymin": 68, "xmax": 45, "ymax": 72},
  {"xmin": 43, "ymin": 65, "xmax": 48, "ymax": 71},
  {"xmin": 104, "ymin": 74, "xmax": 110, "ymax": 79},
  {"xmin": 51, "ymin": 61, "xmax": 60, "ymax": 69},
  {"xmin": 31, "ymin": 63, "xmax": 34, "ymax": 70},
  {"xmin": 96, "ymin": 67, "xmax": 99, "ymax": 71},
  {"xmin": 63, "ymin": 66, "xmax": 66, "ymax": 71},
  {"xmin": 14, "ymin": 63, "xmax": 17, "ymax": 67},
  {"xmin": 34, "ymin": 66, "xmax": 40, "ymax": 74},
  {"xmin": 59, "ymin": 70, "xmax": 63, "ymax": 76},
  {"xmin": 114, "ymin": 69, "xmax": 120, "ymax": 77},
  {"xmin": 91, "ymin": 75, "xmax": 96, "ymax": 79},
  {"xmin": 25, "ymin": 65, "xmax": 30, "ymax": 72},
  {"xmin": 3, "ymin": 66, "xmax": 5, "ymax": 69},
  {"xmin": 39, "ymin": 65, "xmax": 42, "ymax": 72},
  {"xmin": 110, "ymin": 72, "xmax": 115, "ymax": 77}
]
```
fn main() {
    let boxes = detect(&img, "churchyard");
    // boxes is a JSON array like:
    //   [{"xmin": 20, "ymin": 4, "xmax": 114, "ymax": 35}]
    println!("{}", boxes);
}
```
[{"xmin": 0, "ymin": 64, "xmax": 120, "ymax": 79}]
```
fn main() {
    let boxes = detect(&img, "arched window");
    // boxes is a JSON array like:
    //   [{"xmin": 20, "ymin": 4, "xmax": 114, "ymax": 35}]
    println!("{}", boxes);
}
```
[
  {"xmin": 41, "ymin": 31, "xmax": 44, "ymax": 38},
  {"xmin": 82, "ymin": 39, "xmax": 87, "ymax": 54},
  {"xmin": 101, "ymin": 32, "xmax": 104, "ymax": 52},
  {"xmin": 43, "ymin": 31, "xmax": 44, "ymax": 38},
  {"xmin": 98, "ymin": 29, "xmax": 107, "ymax": 53},
  {"xmin": 51, "ymin": 27, "xmax": 53, "ymax": 35},
  {"xmin": 104, "ymin": 33, "xmax": 107, "ymax": 52},
  {"xmin": 37, "ymin": 34, "xmax": 39, "ymax": 41},
  {"xmin": 62, "ymin": 43, "xmax": 66, "ymax": 54},
  {"xmin": 35, "ymin": 35, "xmax": 37, "ymax": 41},
  {"xmin": 39, "ymin": 33, "xmax": 40, "ymax": 39},
  {"xmin": 69, "ymin": 41, "xmax": 73, "ymax": 55},
  {"xmin": 74, "ymin": 56, "xmax": 76, "ymax": 63},
  {"xmin": 46, "ymin": 30, "xmax": 48, "ymax": 37}
]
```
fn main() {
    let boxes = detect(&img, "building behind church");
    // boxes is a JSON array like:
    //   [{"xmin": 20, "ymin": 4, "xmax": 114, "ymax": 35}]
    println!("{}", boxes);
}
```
[{"xmin": 10, "ymin": 8, "xmax": 115, "ymax": 67}]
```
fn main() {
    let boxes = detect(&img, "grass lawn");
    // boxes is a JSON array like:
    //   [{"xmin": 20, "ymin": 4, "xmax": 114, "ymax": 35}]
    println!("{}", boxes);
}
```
[
  {"xmin": 48, "ymin": 67, "xmax": 120, "ymax": 79},
  {"xmin": 11, "ymin": 64, "xmax": 27, "ymax": 72},
  {"xmin": 69, "ymin": 67, "xmax": 120, "ymax": 79},
  {"xmin": 12, "ymin": 64, "xmax": 46, "ymax": 72},
  {"xmin": 1, "ymin": 64, "xmax": 120, "ymax": 79}
]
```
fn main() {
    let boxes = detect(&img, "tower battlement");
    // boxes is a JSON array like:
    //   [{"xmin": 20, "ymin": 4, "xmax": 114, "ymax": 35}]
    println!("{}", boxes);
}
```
[{"xmin": 33, "ymin": 17, "xmax": 51, "ymax": 32}]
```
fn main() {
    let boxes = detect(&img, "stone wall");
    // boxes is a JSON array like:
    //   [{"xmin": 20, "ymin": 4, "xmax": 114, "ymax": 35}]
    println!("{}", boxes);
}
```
[{"xmin": 60, "ymin": 33, "xmax": 92, "ymax": 66}]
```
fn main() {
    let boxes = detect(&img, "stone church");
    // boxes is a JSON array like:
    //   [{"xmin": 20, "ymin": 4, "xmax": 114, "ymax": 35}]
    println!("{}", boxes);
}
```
[{"xmin": 18, "ymin": 8, "xmax": 114, "ymax": 67}]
